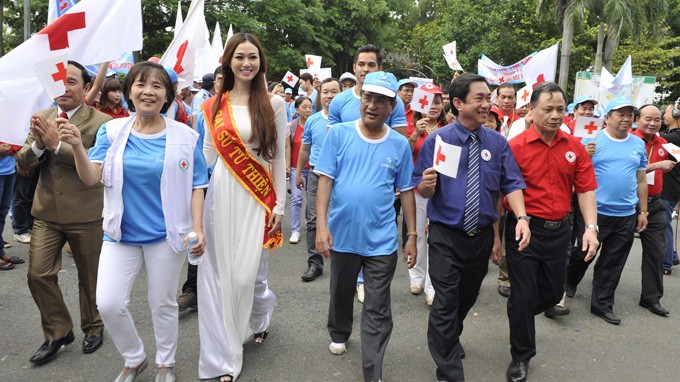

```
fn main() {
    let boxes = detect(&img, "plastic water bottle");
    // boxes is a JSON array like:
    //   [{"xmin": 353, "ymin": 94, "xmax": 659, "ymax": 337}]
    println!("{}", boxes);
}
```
[{"xmin": 187, "ymin": 232, "xmax": 202, "ymax": 266}]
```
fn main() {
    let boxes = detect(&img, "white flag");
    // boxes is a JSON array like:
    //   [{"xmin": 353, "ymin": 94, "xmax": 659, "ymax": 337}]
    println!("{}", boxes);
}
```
[
  {"xmin": 0, "ymin": 0, "xmax": 143, "ymax": 145},
  {"xmin": 442, "ymin": 41, "xmax": 463, "ymax": 71},
  {"xmin": 409, "ymin": 77, "xmax": 434, "ymax": 87},
  {"xmin": 305, "ymin": 55, "xmax": 322, "ymax": 70},
  {"xmin": 225, "ymin": 24, "xmax": 234, "ymax": 48},
  {"xmin": 663, "ymin": 143, "xmax": 680, "ymax": 160},
  {"xmin": 515, "ymin": 85, "xmax": 533, "ymax": 109},
  {"xmin": 572, "ymin": 116, "xmax": 604, "ymax": 138},
  {"xmin": 433, "ymin": 135, "xmax": 462, "ymax": 179},
  {"xmin": 410, "ymin": 87, "xmax": 435, "ymax": 114},
  {"xmin": 33, "ymin": 52, "xmax": 69, "ymax": 100},
  {"xmin": 211, "ymin": 22, "xmax": 224, "ymax": 65},
  {"xmin": 173, "ymin": 0, "xmax": 183, "ymax": 38},
  {"xmin": 300, "ymin": 68, "xmax": 332, "ymax": 82},
  {"xmin": 282, "ymin": 71, "xmax": 299, "ymax": 87},
  {"xmin": 522, "ymin": 43, "xmax": 558, "ymax": 88},
  {"xmin": 160, "ymin": 0, "xmax": 207, "ymax": 90}
]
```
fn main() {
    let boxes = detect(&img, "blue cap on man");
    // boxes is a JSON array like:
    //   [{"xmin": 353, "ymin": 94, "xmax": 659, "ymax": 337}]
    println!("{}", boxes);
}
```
[
  {"xmin": 363, "ymin": 71, "xmax": 399, "ymax": 98},
  {"xmin": 573, "ymin": 95, "xmax": 598, "ymax": 107},
  {"xmin": 605, "ymin": 97, "xmax": 636, "ymax": 114}
]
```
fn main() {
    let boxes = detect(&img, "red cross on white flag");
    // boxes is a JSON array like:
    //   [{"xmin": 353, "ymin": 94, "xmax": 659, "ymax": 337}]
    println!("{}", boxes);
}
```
[
  {"xmin": 442, "ymin": 41, "xmax": 463, "ymax": 71},
  {"xmin": 282, "ymin": 71, "xmax": 299, "ymax": 87},
  {"xmin": 433, "ymin": 135, "xmax": 462, "ymax": 179},
  {"xmin": 515, "ymin": 85, "xmax": 532, "ymax": 109},
  {"xmin": 410, "ymin": 87, "xmax": 435, "ymax": 114},
  {"xmin": 662, "ymin": 143, "xmax": 680, "ymax": 161},
  {"xmin": 522, "ymin": 43, "xmax": 558, "ymax": 88},
  {"xmin": 33, "ymin": 53, "xmax": 69, "ymax": 99},
  {"xmin": 573, "ymin": 116, "xmax": 604, "ymax": 138},
  {"xmin": 305, "ymin": 55, "xmax": 322, "ymax": 70}
]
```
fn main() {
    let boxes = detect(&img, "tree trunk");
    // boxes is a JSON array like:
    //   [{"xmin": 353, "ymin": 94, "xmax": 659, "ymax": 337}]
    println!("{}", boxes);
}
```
[
  {"xmin": 558, "ymin": 15, "xmax": 574, "ymax": 89},
  {"xmin": 604, "ymin": 24, "xmax": 620, "ymax": 71},
  {"xmin": 593, "ymin": 22, "xmax": 605, "ymax": 74}
]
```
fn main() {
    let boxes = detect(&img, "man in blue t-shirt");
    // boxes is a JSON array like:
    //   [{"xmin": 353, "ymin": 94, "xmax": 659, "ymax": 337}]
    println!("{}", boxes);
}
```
[
  {"xmin": 566, "ymin": 97, "xmax": 649, "ymax": 325},
  {"xmin": 315, "ymin": 71, "xmax": 416, "ymax": 382}
]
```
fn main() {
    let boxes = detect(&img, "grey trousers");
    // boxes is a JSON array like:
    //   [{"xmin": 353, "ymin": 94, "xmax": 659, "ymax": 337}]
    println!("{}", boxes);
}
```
[
  {"xmin": 306, "ymin": 171, "xmax": 324, "ymax": 268},
  {"xmin": 328, "ymin": 250, "xmax": 397, "ymax": 382}
]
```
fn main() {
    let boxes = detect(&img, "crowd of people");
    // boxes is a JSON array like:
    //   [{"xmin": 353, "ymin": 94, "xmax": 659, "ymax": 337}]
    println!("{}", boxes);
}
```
[{"xmin": 6, "ymin": 31, "xmax": 680, "ymax": 382}]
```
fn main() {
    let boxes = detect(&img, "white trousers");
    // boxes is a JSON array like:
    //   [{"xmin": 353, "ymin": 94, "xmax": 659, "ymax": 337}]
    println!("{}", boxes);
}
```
[
  {"xmin": 96, "ymin": 241, "xmax": 184, "ymax": 367},
  {"xmin": 408, "ymin": 192, "xmax": 434, "ymax": 296}
]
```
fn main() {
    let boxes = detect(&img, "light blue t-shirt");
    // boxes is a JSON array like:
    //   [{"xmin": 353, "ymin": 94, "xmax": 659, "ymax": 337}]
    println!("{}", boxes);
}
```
[
  {"xmin": 301, "ymin": 110, "xmax": 329, "ymax": 167},
  {"xmin": 328, "ymin": 87, "xmax": 407, "ymax": 129},
  {"xmin": 583, "ymin": 130, "xmax": 647, "ymax": 217},
  {"xmin": 314, "ymin": 121, "xmax": 414, "ymax": 257},
  {"xmin": 89, "ymin": 125, "xmax": 209, "ymax": 244},
  {"xmin": 0, "ymin": 155, "xmax": 16, "ymax": 176},
  {"xmin": 191, "ymin": 89, "xmax": 212, "ymax": 116}
]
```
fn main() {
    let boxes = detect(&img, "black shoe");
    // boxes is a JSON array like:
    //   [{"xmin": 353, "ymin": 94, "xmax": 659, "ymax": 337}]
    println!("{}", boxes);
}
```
[
  {"xmin": 506, "ymin": 360, "xmax": 529, "ymax": 382},
  {"xmin": 663, "ymin": 268, "xmax": 672, "ymax": 276},
  {"xmin": 301, "ymin": 265, "xmax": 322, "ymax": 282},
  {"xmin": 82, "ymin": 331, "xmax": 104, "ymax": 354},
  {"xmin": 460, "ymin": 345, "xmax": 466, "ymax": 359},
  {"xmin": 544, "ymin": 305, "xmax": 570, "ymax": 318},
  {"xmin": 591, "ymin": 309, "xmax": 621, "ymax": 325},
  {"xmin": 29, "ymin": 331, "xmax": 75, "ymax": 364},
  {"xmin": 498, "ymin": 285, "xmax": 510, "ymax": 298},
  {"xmin": 639, "ymin": 300, "xmax": 669, "ymax": 316},
  {"xmin": 674, "ymin": 256, "xmax": 679, "ymax": 266},
  {"xmin": 564, "ymin": 283, "xmax": 576, "ymax": 298}
]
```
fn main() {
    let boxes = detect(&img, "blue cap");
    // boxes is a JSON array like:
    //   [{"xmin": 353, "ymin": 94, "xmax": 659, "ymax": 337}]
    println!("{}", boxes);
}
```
[
  {"xmin": 363, "ymin": 71, "xmax": 398, "ymax": 98},
  {"xmin": 284, "ymin": 88, "xmax": 293, "ymax": 94},
  {"xmin": 164, "ymin": 67, "xmax": 178, "ymax": 84},
  {"xmin": 573, "ymin": 95, "xmax": 598, "ymax": 107},
  {"xmin": 605, "ymin": 97, "xmax": 636, "ymax": 114},
  {"xmin": 397, "ymin": 78, "xmax": 418, "ymax": 89},
  {"xmin": 567, "ymin": 103, "xmax": 575, "ymax": 115}
]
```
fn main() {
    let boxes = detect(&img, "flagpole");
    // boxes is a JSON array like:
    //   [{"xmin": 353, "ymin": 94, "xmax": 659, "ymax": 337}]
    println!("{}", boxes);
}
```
[{"xmin": 23, "ymin": 0, "xmax": 30, "ymax": 41}]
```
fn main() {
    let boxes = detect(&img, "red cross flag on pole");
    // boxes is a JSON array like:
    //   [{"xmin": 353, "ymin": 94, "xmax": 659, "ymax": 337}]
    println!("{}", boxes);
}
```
[
  {"xmin": 433, "ymin": 135, "xmax": 463, "ymax": 179},
  {"xmin": 282, "ymin": 71, "xmax": 299, "ymax": 87},
  {"xmin": 410, "ymin": 86, "xmax": 435, "ymax": 114},
  {"xmin": 0, "ymin": 0, "xmax": 143, "ymax": 145},
  {"xmin": 442, "ymin": 41, "xmax": 463, "ymax": 71},
  {"xmin": 572, "ymin": 116, "xmax": 604, "ymax": 138},
  {"xmin": 521, "ymin": 43, "xmax": 558, "ymax": 89},
  {"xmin": 305, "ymin": 55, "xmax": 322, "ymax": 70},
  {"xmin": 515, "ymin": 84, "xmax": 532, "ymax": 109}
]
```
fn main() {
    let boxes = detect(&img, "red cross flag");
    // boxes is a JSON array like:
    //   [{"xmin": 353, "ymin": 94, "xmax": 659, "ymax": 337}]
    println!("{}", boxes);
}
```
[
  {"xmin": 33, "ymin": 52, "xmax": 69, "ymax": 99},
  {"xmin": 433, "ymin": 135, "xmax": 462, "ymax": 179},
  {"xmin": 442, "ymin": 41, "xmax": 463, "ymax": 71},
  {"xmin": 160, "ymin": 0, "xmax": 208, "ymax": 90},
  {"xmin": 662, "ymin": 143, "xmax": 680, "ymax": 161},
  {"xmin": 521, "ymin": 43, "xmax": 558, "ymax": 89},
  {"xmin": 410, "ymin": 87, "xmax": 435, "ymax": 114},
  {"xmin": 282, "ymin": 71, "xmax": 299, "ymax": 87},
  {"xmin": 515, "ymin": 85, "xmax": 532, "ymax": 109},
  {"xmin": 300, "ymin": 68, "xmax": 332, "ymax": 82},
  {"xmin": 305, "ymin": 55, "xmax": 322, "ymax": 70},
  {"xmin": 0, "ymin": 0, "xmax": 143, "ymax": 145},
  {"xmin": 572, "ymin": 116, "xmax": 604, "ymax": 138}
]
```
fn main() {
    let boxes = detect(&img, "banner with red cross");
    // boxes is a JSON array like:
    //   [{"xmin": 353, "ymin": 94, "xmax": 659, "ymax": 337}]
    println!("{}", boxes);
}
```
[
  {"xmin": 305, "ymin": 55, "xmax": 322, "ymax": 70},
  {"xmin": 282, "ymin": 71, "xmax": 299, "ymax": 87},
  {"xmin": 410, "ymin": 86, "xmax": 435, "ymax": 114},
  {"xmin": 433, "ymin": 135, "xmax": 462, "ymax": 179},
  {"xmin": 573, "ymin": 116, "xmax": 604, "ymax": 139}
]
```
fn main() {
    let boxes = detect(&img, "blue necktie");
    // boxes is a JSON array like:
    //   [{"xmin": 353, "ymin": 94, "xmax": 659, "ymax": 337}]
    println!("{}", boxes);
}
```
[{"xmin": 463, "ymin": 132, "xmax": 480, "ymax": 234}]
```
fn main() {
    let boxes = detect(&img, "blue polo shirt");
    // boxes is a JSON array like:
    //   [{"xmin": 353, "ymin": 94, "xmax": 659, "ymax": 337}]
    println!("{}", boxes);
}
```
[
  {"xmin": 302, "ymin": 110, "xmax": 329, "ymax": 167},
  {"xmin": 314, "ymin": 121, "xmax": 414, "ymax": 257},
  {"xmin": 328, "ymin": 87, "xmax": 407, "ymax": 129},
  {"xmin": 582, "ymin": 130, "xmax": 647, "ymax": 217},
  {"xmin": 413, "ymin": 120, "xmax": 526, "ymax": 228}
]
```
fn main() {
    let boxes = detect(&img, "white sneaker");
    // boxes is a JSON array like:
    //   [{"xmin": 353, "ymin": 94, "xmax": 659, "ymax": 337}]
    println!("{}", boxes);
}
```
[
  {"xmin": 329, "ymin": 342, "xmax": 346, "ymax": 355},
  {"xmin": 14, "ymin": 233, "xmax": 30, "ymax": 244},
  {"xmin": 289, "ymin": 231, "xmax": 300, "ymax": 244},
  {"xmin": 356, "ymin": 284, "xmax": 365, "ymax": 303},
  {"xmin": 426, "ymin": 294, "xmax": 435, "ymax": 306}
]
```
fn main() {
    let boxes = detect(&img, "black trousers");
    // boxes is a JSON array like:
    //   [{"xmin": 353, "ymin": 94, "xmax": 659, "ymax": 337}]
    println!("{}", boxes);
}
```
[
  {"xmin": 11, "ymin": 169, "xmax": 38, "ymax": 235},
  {"xmin": 639, "ymin": 198, "xmax": 665, "ymax": 304},
  {"xmin": 566, "ymin": 213, "xmax": 636, "ymax": 314},
  {"xmin": 506, "ymin": 214, "xmax": 570, "ymax": 362},
  {"xmin": 427, "ymin": 222, "xmax": 493, "ymax": 382}
]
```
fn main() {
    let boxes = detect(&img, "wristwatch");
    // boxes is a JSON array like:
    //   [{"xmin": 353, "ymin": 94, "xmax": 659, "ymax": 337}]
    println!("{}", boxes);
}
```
[
  {"xmin": 517, "ymin": 215, "xmax": 531, "ymax": 222},
  {"xmin": 585, "ymin": 224, "xmax": 599, "ymax": 233}
]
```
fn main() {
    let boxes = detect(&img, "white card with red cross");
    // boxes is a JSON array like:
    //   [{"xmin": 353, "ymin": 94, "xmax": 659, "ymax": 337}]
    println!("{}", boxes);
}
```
[
  {"xmin": 433, "ymin": 135, "xmax": 462, "ymax": 179},
  {"xmin": 516, "ymin": 85, "xmax": 532, "ymax": 109},
  {"xmin": 573, "ymin": 117, "xmax": 604, "ymax": 138},
  {"xmin": 410, "ymin": 87, "xmax": 435, "ymax": 114}
]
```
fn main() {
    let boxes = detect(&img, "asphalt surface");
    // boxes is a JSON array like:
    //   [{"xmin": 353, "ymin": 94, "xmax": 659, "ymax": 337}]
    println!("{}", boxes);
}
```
[{"xmin": 1, "ymin": 202, "xmax": 680, "ymax": 381}]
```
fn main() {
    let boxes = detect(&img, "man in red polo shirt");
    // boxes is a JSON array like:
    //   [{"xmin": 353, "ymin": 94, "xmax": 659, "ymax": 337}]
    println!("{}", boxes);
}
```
[
  {"xmin": 497, "ymin": 83, "xmax": 521, "ymax": 134},
  {"xmin": 397, "ymin": 79, "xmax": 418, "ymax": 133},
  {"xmin": 632, "ymin": 105, "xmax": 675, "ymax": 316},
  {"xmin": 504, "ymin": 82, "xmax": 599, "ymax": 382}
]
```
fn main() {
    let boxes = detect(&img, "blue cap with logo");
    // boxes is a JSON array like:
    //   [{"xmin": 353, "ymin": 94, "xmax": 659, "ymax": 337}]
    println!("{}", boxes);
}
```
[
  {"xmin": 363, "ymin": 71, "xmax": 398, "ymax": 98},
  {"xmin": 164, "ymin": 67, "xmax": 178, "ymax": 84},
  {"xmin": 573, "ymin": 95, "xmax": 598, "ymax": 107},
  {"xmin": 397, "ymin": 78, "xmax": 418, "ymax": 89},
  {"xmin": 605, "ymin": 97, "xmax": 636, "ymax": 114}
]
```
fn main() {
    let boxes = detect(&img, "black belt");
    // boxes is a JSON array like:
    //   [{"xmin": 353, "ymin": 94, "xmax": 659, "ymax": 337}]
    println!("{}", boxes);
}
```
[
  {"xmin": 459, "ymin": 224, "xmax": 492, "ymax": 237},
  {"xmin": 529, "ymin": 215, "xmax": 569, "ymax": 230}
]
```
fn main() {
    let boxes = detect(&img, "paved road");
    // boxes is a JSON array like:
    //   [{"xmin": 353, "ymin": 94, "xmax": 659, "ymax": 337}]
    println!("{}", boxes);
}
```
[{"xmin": 1, "ymin": 209, "xmax": 679, "ymax": 381}]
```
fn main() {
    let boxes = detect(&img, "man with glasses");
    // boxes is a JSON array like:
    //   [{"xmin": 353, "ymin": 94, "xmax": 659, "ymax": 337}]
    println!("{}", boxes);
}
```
[{"xmin": 315, "ymin": 71, "xmax": 417, "ymax": 382}]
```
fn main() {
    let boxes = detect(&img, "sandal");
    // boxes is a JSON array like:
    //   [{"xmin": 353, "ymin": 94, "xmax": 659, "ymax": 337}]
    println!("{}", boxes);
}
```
[
  {"xmin": 254, "ymin": 330, "xmax": 269, "ymax": 344},
  {"xmin": 219, "ymin": 375, "xmax": 234, "ymax": 382},
  {"xmin": 2, "ymin": 255, "xmax": 24, "ymax": 264},
  {"xmin": 0, "ymin": 260, "xmax": 15, "ymax": 271}
]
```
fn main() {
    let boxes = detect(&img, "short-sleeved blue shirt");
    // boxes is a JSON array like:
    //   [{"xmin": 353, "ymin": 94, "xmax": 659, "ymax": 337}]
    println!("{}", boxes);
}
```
[
  {"xmin": 328, "ymin": 87, "xmax": 407, "ymax": 129},
  {"xmin": 301, "ymin": 111, "xmax": 329, "ymax": 167},
  {"xmin": 89, "ymin": 125, "xmax": 209, "ymax": 245},
  {"xmin": 314, "ymin": 121, "xmax": 414, "ymax": 257}
]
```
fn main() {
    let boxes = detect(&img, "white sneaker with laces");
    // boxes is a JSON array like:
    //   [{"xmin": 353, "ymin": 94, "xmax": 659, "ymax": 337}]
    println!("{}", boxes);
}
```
[
  {"xmin": 289, "ymin": 231, "xmax": 300, "ymax": 244},
  {"xmin": 356, "ymin": 284, "xmax": 365, "ymax": 303},
  {"xmin": 14, "ymin": 233, "xmax": 30, "ymax": 244},
  {"xmin": 329, "ymin": 342, "xmax": 346, "ymax": 355}
]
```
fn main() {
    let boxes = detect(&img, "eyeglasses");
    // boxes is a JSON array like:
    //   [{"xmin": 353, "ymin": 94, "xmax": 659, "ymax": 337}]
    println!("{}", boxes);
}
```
[{"xmin": 361, "ymin": 94, "xmax": 392, "ymax": 107}]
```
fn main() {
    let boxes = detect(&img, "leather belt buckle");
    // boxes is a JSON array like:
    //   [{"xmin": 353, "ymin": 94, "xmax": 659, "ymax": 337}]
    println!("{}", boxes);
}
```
[
  {"xmin": 466, "ymin": 230, "xmax": 482, "ymax": 237},
  {"xmin": 543, "ymin": 221, "xmax": 560, "ymax": 230}
]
